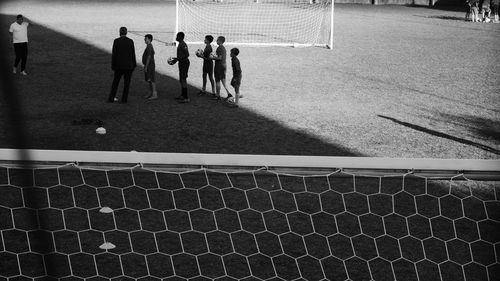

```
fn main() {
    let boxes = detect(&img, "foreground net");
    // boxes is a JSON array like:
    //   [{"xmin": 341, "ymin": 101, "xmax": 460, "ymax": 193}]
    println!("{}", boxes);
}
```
[
  {"xmin": 0, "ymin": 150, "xmax": 499, "ymax": 280},
  {"xmin": 177, "ymin": 0, "xmax": 334, "ymax": 48}
]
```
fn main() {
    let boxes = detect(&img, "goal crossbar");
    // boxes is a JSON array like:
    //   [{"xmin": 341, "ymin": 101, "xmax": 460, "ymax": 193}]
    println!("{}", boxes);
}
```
[{"xmin": 1, "ymin": 149, "xmax": 499, "ymax": 180}]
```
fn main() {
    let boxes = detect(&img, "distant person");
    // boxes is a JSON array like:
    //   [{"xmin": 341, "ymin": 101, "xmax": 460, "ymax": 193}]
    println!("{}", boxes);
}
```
[
  {"xmin": 229, "ymin": 47, "xmax": 242, "ymax": 107},
  {"xmin": 491, "ymin": 0, "xmax": 499, "ymax": 22},
  {"xmin": 470, "ymin": 0, "xmax": 480, "ymax": 22},
  {"xmin": 108, "ymin": 26, "xmax": 136, "ymax": 103},
  {"xmin": 197, "ymin": 35, "xmax": 215, "ymax": 97},
  {"xmin": 142, "ymin": 34, "xmax": 157, "ymax": 100},
  {"xmin": 465, "ymin": 0, "xmax": 473, "ymax": 21},
  {"xmin": 9, "ymin": 14, "xmax": 30, "ymax": 75},
  {"xmin": 480, "ymin": 0, "xmax": 491, "ymax": 22},
  {"xmin": 210, "ymin": 36, "xmax": 232, "ymax": 101},
  {"xmin": 170, "ymin": 32, "xmax": 190, "ymax": 103}
]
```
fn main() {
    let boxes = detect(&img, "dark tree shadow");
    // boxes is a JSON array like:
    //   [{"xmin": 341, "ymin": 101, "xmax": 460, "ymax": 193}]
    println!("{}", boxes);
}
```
[
  {"xmin": 378, "ymin": 115, "xmax": 500, "ymax": 155},
  {"xmin": 407, "ymin": 0, "xmax": 467, "ymax": 12},
  {"xmin": 0, "ymin": 13, "xmax": 358, "ymax": 156}
]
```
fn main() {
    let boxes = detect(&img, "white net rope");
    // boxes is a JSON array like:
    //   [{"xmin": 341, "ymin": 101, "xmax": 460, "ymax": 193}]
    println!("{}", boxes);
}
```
[
  {"xmin": 0, "ymin": 163, "xmax": 499, "ymax": 280},
  {"xmin": 177, "ymin": 0, "xmax": 333, "ymax": 46}
]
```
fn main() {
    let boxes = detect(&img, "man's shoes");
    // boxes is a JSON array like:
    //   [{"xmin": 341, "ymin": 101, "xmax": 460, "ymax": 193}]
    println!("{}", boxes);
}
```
[
  {"xmin": 175, "ymin": 95, "xmax": 184, "ymax": 100},
  {"xmin": 20, "ymin": 71, "xmax": 27, "ymax": 76},
  {"xmin": 178, "ymin": 98, "xmax": 190, "ymax": 103}
]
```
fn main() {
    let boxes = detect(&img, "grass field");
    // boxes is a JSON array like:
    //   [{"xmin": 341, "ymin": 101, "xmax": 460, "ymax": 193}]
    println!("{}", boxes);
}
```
[
  {"xmin": 0, "ymin": 0, "xmax": 498, "ymax": 159},
  {"xmin": 0, "ymin": 1, "xmax": 499, "ymax": 280}
]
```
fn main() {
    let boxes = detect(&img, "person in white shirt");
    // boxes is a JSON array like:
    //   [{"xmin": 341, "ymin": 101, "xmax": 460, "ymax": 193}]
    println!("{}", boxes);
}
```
[{"xmin": 9, "ymin": 14, "xmax": 30, "ymax": 75}]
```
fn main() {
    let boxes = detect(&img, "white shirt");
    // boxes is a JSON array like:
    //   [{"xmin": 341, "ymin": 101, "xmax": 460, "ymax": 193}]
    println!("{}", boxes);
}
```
[{"xmin": 9, "ymin": 22, "xmax": 29, "ymax": 43}]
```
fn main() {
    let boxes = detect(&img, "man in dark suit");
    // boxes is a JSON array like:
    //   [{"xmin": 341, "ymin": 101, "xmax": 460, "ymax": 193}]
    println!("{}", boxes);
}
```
[{"xmin": 108, "ymin": 26, "xmax": 136, "ymax": 103}]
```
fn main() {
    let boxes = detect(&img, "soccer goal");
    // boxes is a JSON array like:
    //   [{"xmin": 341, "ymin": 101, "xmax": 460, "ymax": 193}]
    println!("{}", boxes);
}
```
[
  {"xmin": 175, "ymin": 0, "xmax": 334, "ymax": 48},
  {"xmin": 1, "ymin": 149, "xmax": 499, "ymax": 280}
]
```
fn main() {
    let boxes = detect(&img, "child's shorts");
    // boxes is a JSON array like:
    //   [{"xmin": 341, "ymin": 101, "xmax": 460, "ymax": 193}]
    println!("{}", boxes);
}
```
[
  {"xmin": 144, "ymin": 65, "xmax": 155, "ymax": 82},
  {"xmin": 231, "ymin": 75, "xmax": 242, "ymax": 87}
]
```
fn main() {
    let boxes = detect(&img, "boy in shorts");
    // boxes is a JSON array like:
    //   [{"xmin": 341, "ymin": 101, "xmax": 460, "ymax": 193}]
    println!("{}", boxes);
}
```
[
  {"xmin": 198, "ymin": 35, "xmax": 215, "ymax": 96},
  {"xmin": 229, "ymin": 48, "xmax": 242, "ymax": 107},
  {"xmin": 142, "ymin": 34, "xmax": 157, "ymax": 100},
  {"xmin": 211, "ymin": 36, "xmax": 232, "ymax": 101}
]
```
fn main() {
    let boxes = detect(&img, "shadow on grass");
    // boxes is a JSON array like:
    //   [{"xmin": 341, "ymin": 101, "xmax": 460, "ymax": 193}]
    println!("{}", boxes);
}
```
[
  {"xmin": 407, "ymin": 0, "xmax": 467, "ymax": 12},
  {"xmin": 0, "ymin": 13, "xmax": 357, "ymax": 156},
  {"xmin": 433, "ymin": 113, "xmax": 500, "ymax": 144},
  {"xmin": 378, "ymin": 115, "xmax": 500, "ymax": 155},
  {"xmin": 424, "ymin": 15, "xmax": 465, "ymax": 21}
]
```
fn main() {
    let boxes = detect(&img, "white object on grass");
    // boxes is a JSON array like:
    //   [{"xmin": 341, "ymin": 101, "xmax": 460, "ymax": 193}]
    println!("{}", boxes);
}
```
[
  {"xmin": 99, "ymin": 242, "xmax": 116, "ymax": 250},
  {"xmin": 99, "ymin": 207, "xmax": 113, "ymax": 213},
  {"xmin": 96, "ymin": 127, "xmax": 106, "ymax": 135}
]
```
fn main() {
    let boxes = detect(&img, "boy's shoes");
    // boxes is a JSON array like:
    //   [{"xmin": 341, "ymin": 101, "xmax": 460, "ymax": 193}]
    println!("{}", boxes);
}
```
[
  {"xmin": 175, "ymin": 95, "xmax": 184, "ymax": 100},
  {"xmin": 12, "ymin": 67, "xmax": 16, "ymax": 74},
  {"xmin": 114, "ymin": 97, "xmax": 119, "ymax": 102},
  {"xmin": 20, "ymin": 71, "xmax": 28, "ymax": 76},
  {"xmin": 143, "ymin": 94, "xmax": 151, "ymax": 99},
  {"xmin": 226, "ymin": 100, "xmax": 238, "ymax": 108},
  {"xmin": 212, "ymin": 96, "xmax": 221, "ymax": 101},
  {"xmin": 197, "ymin": 91, "xmax": 206, "ymax": 96},
  {"xmin": 147, "ymin": 96, "xmax": 158, "ymax": 101},
  {"xmin": 178, "ymin": 98, "xmax": 190, "ymax": 103}
]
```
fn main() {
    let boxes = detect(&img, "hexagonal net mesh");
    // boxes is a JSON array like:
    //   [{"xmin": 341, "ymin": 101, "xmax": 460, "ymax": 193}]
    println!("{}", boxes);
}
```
[{"xmin": 0, "ymin": 152, "xmax": 499, "ymax": 280}]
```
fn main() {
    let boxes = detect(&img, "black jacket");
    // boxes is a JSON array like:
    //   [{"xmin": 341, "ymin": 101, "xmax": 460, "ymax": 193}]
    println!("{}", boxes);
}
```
[{"xmin": 111, "ymin": 36, "xmax": 136, "ymax": 71}]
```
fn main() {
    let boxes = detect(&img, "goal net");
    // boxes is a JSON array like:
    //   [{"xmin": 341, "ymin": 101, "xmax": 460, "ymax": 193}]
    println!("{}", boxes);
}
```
[
  {"xmin": 1, "ymin": 149, "xmax": 499, "ymax": 280},
  {"xmin": 176, "ymin": 0, "xmax": 334, "ymax": 48}
]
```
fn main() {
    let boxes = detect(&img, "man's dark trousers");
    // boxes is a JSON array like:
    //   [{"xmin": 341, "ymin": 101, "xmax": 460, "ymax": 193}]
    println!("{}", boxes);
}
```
[
  {"xmin": 14, "ymin": 42, "xmax": 28, "ymax": 71},
  {"xmin": 108, "ymin": 69, "xmax": 133, "ymax": 103}
]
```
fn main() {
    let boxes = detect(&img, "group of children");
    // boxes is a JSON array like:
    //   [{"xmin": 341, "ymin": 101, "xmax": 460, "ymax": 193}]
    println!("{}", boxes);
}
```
[
  {"xmin": 195, "ymin": 35, "xmax": 242, "ymax": 107},
  {"xmin": 149, "ymin": 32, "xmax": 242, "ymax": 107},
  {"xmin": 466, "ymin": 0, "xmax": 500, "ymax": 22}
]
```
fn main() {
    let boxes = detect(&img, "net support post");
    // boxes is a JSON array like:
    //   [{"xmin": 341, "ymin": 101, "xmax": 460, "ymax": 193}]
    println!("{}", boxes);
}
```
[
  {"xmin": 175, "ymin": 0, "xmax": 179, "ymax": 42},
  {"xmin": 329, "ymin": 0, "xmax": 334, "ymax": 49}
]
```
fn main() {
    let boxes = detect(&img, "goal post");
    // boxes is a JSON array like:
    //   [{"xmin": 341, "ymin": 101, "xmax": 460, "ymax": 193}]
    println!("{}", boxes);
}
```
[{"xmin": 175, "ymin": 0, "xmax": 334, "ymax": 49}]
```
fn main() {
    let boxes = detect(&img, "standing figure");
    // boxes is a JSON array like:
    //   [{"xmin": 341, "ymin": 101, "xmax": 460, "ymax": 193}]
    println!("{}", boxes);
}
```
[
  {"xmin": 480, "ymin": 0, "xmax": 492, "ymax": 22},
  {"xmin": 142, "ymin": 34, "xmax": 158, "ymax": 100},
  {"xmin": 197, "ymin": 35, "xmax": 216, "ymax": 97},
  {"xmin": 171, "ymin": 32, "xmax": 190, "ymax": 103},
  {"xmin": 492, "ymin": 0, "xmax": 500, "ymax": 22},
  {"xmin": 108, "ymin": 26, "xmax": 136, "ymax": 103},
  {"xmin": 229, "ymin": 48, "xmax": 242, "ymax": 107},
  {"xmin": 9, "ymin": 14, "xmax": 30, "ymax": 75},
  {"xmin": 211, "ymin": 36, "xmax": 232, "ymax": 101}
]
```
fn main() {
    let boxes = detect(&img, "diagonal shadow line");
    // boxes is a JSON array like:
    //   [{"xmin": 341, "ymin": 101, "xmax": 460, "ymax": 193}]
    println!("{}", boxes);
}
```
[{"xmin": 378, "ymin": 114, "xmax": 500, "ymax": 155}]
